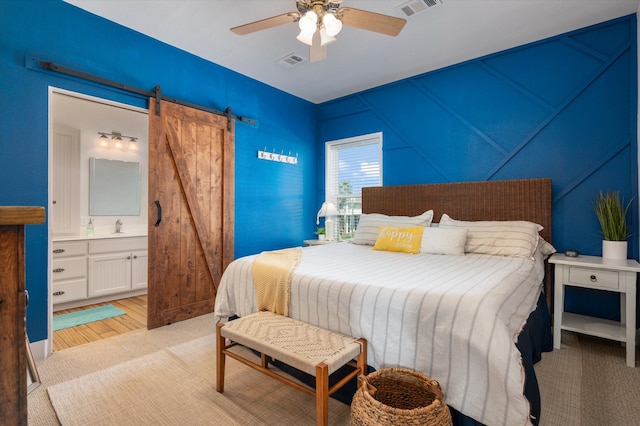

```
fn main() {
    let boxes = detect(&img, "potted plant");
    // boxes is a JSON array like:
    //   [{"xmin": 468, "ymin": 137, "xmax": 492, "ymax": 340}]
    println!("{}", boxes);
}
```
[
  {"xmin": 593, "ymin": 190, "xmax": 632, "ymax": 260},
  {"xmin": 315, "ymin": 227, "xmax": 326, "ymax": 241}
]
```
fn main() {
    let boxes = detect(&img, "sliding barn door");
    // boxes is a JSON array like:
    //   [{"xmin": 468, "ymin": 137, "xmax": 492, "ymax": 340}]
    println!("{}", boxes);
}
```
[{"xmin": 147, "ymin": 99, "xmax": 234, "ymax": 329}]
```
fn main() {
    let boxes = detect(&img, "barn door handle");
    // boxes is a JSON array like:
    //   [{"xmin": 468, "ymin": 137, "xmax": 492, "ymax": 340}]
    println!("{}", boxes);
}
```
[{"xmin": 155, "ymin": 200, "xmax": 162, "ymax": 227}]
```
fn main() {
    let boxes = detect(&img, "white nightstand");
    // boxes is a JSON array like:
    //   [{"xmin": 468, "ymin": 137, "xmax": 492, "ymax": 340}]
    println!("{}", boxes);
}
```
[{"xmin": 549, "ymin": 253, "xmax": 640, "ymax": 367}]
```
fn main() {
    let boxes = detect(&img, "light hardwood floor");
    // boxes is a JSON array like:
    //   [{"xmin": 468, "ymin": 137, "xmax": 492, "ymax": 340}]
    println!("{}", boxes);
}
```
[{"xmin": 53, "ymin": 295, "xmax": 147, "ymax": 351}]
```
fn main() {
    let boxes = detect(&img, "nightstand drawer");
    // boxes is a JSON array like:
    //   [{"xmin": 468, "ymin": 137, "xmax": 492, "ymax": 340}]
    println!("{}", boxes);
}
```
[{"xmin": 569, "ymin": 267, "xmax": 619, "ymax": 290}]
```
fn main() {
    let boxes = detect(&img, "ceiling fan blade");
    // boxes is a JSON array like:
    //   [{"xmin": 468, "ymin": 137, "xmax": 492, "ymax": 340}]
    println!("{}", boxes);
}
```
[
  {"xmin": 231, "ymin": 12, "xmax": 298, "ymax": 36},
  {"xmin": 340, "ymin": 7, "xmax": 406, "ymax": 36},
  {"xmin": 310, "ymin": 30, "xmax": 327, "ymax": 63}
]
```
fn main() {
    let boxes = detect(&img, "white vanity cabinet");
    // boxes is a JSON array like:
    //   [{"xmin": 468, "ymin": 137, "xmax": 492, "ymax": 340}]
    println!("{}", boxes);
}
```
[
  {"xmin": 53, "ymin": 235, "xmax": 147, "ymax": 310},
  {"xmin": 88, "ymin": 237, "xmax": 147, "ymax": 298},
  {"xmin": 52, "ymin": 241, "xmax": 88, "ymax": 304},
  {"xmin": 130, "ymin": 249, "xmax": 148, "ymax": 290}
]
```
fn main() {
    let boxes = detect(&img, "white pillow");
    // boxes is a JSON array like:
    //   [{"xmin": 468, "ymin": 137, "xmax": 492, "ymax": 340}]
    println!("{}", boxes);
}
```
[
  {"xmin": 351, "ymin": 210, "xmax": 434, "ymax": 246},
  {"xmin": 420, "ymin": 227, "xmax": 467, "ymax": 255},
  {"xmin": 536, "ymin": 237, "xmax": 556, "ymax": 258},
  {"xmin": 438, "ymin": 213, "xmax": 542, "ymax": 259}
]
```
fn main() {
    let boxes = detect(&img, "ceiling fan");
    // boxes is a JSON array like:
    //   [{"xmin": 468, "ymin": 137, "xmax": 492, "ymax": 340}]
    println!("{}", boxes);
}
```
[{"xmin": 231, "ymin": 0, "xmax": 407, "ymax": 62}]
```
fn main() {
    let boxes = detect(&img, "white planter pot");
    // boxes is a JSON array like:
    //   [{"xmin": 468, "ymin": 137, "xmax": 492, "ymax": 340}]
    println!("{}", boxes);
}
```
[
  {"xmin": 602, "ymin": 240, "xmax": 627, "ymax": 260},
  {"xmin": 318, "ymin": 234, "xmax": 326, "ymax": 241}
]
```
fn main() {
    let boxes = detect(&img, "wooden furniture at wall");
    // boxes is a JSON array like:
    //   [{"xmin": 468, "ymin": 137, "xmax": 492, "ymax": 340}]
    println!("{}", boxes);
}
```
[{"xmin": 0, "ymin": 206, "xmax": 45, "ymax": 425}]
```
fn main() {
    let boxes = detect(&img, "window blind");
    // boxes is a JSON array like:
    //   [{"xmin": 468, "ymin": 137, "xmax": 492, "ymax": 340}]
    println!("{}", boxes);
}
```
[{"xmin": 325, "ymin": 133, "xmax": 382, "ymax": 238}]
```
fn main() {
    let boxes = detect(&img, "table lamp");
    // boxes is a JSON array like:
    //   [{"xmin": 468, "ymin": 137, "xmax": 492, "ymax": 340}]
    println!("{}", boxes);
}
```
[{"xmin": 316, "ymin": 202, "xmax": 340, "ymax": 241}]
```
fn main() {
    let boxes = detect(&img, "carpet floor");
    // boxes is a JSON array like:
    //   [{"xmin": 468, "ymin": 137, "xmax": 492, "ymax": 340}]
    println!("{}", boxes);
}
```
[
  {"xmin": 48, "ymin": 334, "xmax": 353, "ymax": 425},
  {"xmin": 28, "ymin": 314, "xmax": 640, "ymax": 425}
]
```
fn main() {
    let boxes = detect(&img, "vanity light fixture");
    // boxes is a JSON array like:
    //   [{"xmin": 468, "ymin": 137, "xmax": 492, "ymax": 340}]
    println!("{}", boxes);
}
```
[
  {"xmin": 113, "ymin": 134, "xmax": 124, "ymax": 149},
  {"xmin": 127, "ymin": 137, "xmax": 139, "ymax": 151},
  {"xmin": 98, "ymin": 133, "xmax": 110, "ymax": 148},
  {"xmin": 97, "ymin": 131, "xmax": 139, "ymax": 151}
]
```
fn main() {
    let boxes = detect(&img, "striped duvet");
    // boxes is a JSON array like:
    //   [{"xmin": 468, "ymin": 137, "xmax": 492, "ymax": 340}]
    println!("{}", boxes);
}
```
[{"xmin": 214, "ymin": 242, "xmax": 546, "ymax": 426}]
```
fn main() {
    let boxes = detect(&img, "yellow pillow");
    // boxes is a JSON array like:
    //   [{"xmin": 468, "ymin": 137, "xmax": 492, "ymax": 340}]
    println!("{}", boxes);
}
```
[{"xmin": 373, "ymin": 226, "xmax": 424, "ymax": 254}]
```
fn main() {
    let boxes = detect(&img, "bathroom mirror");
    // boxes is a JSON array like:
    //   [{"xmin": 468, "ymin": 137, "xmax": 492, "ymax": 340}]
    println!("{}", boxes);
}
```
[{"xmin": 89, "ymin": 157, "xmax": 141, "ymax": 215}]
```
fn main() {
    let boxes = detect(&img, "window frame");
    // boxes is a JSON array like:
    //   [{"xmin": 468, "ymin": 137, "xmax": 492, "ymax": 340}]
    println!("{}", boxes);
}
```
[{"xmin": 324, "ymin": 132, "xmax": 383, "ymax": 240}]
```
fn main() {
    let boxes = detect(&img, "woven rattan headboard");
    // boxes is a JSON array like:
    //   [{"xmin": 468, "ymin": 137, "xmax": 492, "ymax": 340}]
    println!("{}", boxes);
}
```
[{"xmin": 362, "ymin": 178, "xmax": 553, "ymax": 303}]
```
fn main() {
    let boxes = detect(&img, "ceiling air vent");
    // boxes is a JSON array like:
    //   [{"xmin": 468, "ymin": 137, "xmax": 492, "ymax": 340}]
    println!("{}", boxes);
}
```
[
  {"xmin": 276, "ymin": 53, "xmax": 307, "ymax": 69},
  {"xmin": 397, "ymin": 0, "xmax": 443, "ymax": 18}
]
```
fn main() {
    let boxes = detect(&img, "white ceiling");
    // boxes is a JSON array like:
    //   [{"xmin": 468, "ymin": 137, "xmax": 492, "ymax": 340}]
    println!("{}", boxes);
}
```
[{"xmin": 65, "ymin": 0, "xmax": 640, "ymax": 104}]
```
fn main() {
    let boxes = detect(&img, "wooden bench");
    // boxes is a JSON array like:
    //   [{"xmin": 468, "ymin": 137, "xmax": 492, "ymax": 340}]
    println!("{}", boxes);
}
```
[{"xmin": 216, "ymin": 311, "xmax": 367, "ymax": 426}]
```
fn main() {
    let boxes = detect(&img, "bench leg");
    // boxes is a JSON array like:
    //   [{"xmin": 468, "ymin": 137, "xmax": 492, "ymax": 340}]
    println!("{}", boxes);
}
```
[
  {"xmin": 357, "ymin": 338, "xmax": 367, "ymax": 375},
  {"xmin": 315, "ymin": 362, "xmax": 329, "ymax": 426},
  {"xmin": 216, "ymin": 323, "xmax": 226, "ymax": 393}
]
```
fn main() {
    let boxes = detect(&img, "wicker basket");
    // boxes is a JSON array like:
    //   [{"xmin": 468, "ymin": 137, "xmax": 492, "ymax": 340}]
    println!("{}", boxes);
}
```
[{"xmin": 350, "ymin": 368, "xmax": 452, "ymax": 426}]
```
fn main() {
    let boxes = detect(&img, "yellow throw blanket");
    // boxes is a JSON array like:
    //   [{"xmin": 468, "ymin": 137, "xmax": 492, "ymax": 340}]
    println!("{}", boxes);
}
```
[{"xmin": 252, "ymin": 247, "xmax": 303, "ymax": 316}]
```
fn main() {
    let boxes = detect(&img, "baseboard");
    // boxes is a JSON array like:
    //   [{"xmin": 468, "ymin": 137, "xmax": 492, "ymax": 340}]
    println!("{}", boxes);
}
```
[
  {"xmin": 53, "ymin": 289, "xmax": 147, "ymax": 312},
  {"xmin": 30, "ymin": 338, "xmax": 48, "ymax": 362}
]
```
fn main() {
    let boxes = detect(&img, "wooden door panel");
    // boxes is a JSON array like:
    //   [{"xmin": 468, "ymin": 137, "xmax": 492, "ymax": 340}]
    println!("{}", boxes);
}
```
[{"xmin": 147, "ymin": 100, "xmax": 234, "ymax": 329}]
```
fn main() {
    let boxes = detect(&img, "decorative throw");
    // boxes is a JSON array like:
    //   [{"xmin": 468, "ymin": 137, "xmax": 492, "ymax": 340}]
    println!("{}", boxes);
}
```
[{"xmin": 252, "ymin": 247, "xmax": 303, "ymax": 316}]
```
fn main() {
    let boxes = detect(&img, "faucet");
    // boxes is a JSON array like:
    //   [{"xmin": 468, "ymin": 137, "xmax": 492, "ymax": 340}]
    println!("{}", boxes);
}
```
[{"xmin": 115, "ymin": 219, "xmax": 122, "ymax": 233}]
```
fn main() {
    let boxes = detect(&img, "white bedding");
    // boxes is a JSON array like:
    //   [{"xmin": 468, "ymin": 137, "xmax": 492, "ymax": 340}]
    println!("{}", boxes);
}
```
[{"xmin": 214, "ymin": 242, "xmax": 546, "ymax": 426}]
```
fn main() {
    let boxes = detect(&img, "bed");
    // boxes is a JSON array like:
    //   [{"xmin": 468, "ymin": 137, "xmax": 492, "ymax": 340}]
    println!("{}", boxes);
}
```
[{"xmin": 214, "ymin": 178, "xmax": 554, "ymax": 426}]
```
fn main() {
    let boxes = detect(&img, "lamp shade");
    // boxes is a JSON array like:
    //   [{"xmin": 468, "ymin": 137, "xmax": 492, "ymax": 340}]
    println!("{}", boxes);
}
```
[
  {"xmin": 317, "ymin": 201, "xmax": 340, "ymax": 241},
  {"xmin": 319, "ymin": 27, "xmax": 336, "ymax": 46},
  {"xmin": 127, "ymin": 138, "xmax": 139, "ymax": 151},
  {"xmin": 98, "ymin": 134, "xmax": 110, "ymax": 148},
  {"xmin": 113, "ymin": 136, "xmax": 124, "ymax": 149},
  {"xmin": 323, "ymin": 13, "xmax": 343, "ymax": 37},
  {"xmin": 316, "ymin": 201, "xmax": 340, "ymax": 224},
  {"xmin": 296, "ymin": 30, "xmax": 313, "ymax": 46},
  {"xmin": 299, "ymin": 10, "xmax": 317, "ymax": 34}
]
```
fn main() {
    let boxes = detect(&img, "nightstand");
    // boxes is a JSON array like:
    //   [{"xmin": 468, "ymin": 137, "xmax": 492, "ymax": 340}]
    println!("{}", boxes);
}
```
[
  {"xmin": 303, "ymin": 239, "xmax": 339, "ymax": 246},
  {"xmin": 549, "ymin": 253, "xmax": 640, "ymax": 367}
]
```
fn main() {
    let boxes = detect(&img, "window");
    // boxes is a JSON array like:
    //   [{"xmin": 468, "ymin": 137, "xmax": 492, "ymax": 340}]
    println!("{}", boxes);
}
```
[{"xmin": 325, "ymin": 132, "xmax": 382, "ymax": 240}]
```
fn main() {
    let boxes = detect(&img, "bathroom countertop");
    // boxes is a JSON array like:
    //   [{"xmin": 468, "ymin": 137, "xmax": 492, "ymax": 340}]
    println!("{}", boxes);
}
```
[{"xmin": 53, "ymin": 229, "xmax": 148, "ymax": 242}]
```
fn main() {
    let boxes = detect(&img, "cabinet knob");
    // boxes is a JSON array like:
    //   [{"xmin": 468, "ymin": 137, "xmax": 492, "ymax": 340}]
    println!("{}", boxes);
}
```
[
  {"xmin": 133, "ymin": 255, "xmax": 137, "ymax": 259},
  {"xmin": 53, "ymin": 291, "xmax": 65, "ymax": 296},
  {"xmin": 53, "ymin": 268, "xmax": 65, "ymax": 273},
  {"xmin": 590, "ymin": 275, "xmax": 597, "ymax": 282},
  {"xmin": 53, "ymin": 248, "xmax": 65, "ymax": 254},
  {"xmin": 127, "ymin": 256, "xmax": 131, "ymax": 260}
]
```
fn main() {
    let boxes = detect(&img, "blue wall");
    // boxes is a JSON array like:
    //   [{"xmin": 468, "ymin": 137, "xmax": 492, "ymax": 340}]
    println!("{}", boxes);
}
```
[
  {"xmin": 3, "ymin": 1, "xmax": 638, "ymax": 343},
  {"xmin": 317, "ymin": 16, "xmax": 638, "ymax": 321},
  {"xmin": 1, "ymin": 0, "xmax": 317, "ymax": 342}
]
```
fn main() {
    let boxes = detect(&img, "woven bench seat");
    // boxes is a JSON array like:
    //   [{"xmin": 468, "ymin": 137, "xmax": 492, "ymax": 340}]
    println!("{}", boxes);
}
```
[{"xmin": 216, "ymin": 311, "xmax": 367, "ymax": 426}]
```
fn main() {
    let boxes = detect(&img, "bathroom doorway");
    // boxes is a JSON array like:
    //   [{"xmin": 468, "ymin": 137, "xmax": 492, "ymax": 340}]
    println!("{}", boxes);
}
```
[{"xmin": 48, "ymin": 89, "xmax": 149, "ymax": 354}]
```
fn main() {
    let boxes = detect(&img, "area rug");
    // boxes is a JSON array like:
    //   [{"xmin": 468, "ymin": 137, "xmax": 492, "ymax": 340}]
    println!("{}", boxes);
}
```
[
  {"xmin": 53, "ymin": 305, "xmax": 126, "ymax": 331},
  {"xmin": 47, "ymin": 335, "xmax": 352, "ymax": 425}
]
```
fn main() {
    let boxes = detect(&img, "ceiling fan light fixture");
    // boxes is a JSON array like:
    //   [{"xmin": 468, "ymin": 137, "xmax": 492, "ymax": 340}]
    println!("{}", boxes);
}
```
[
  {"xmin": 298, "ymin": 10, "xmax": 317, "ymax": 34},
  {"xmin": 296, "ymin": 30, "xmax": 313, "ymax": 46},
  {"xmin": 231, "ymin": 1, "xmax": 407, "ymax": 63},
  {"xmin": 322, "ymin": 12, "xmax": 342, "ymax": 37},
  {"xmin": 319, "ymin": 27, "xmax": 336, "ymax": 46}
]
